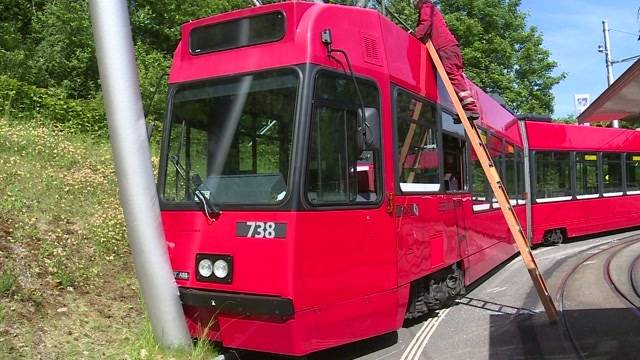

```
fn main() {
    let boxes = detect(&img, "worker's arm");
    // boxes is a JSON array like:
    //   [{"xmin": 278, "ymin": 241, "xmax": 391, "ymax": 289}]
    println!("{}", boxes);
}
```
[{"xmin": 414, "ymin": 3, "xmax": 433, "ymax": 40}]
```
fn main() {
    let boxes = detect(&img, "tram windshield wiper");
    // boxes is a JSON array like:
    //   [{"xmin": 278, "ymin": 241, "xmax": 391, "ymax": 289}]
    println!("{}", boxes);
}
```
[{"xmin": 168, "ymin": 155, "xmax": 221, "ymax": 219}]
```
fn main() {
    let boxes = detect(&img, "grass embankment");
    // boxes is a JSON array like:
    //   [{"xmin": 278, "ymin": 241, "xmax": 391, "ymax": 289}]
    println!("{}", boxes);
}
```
[{"xmin": 0, "ymin": 117, "xmax": 215, "ymax": 359}]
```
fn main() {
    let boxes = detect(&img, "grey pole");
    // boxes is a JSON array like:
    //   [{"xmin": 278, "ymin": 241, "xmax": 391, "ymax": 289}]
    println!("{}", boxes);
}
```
[
  {"xmin": 602, "ymin": 20, "xmax": 620, "ymax": 128},
  {"xmin": 518, "ymin": 120, "xmax": 533, "ymax": 243},
  {"xmin": 603, "ymin": 20, "xmax": 615, "ymax": 86},
  {"xmin": 88, "ymin": 0, "xmax": 192, "ymax": 349}
]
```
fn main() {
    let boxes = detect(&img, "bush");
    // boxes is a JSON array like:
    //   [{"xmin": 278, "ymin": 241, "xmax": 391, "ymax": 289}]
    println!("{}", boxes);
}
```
[{"xmin": 0, "ymin": 75, "xmax": 106, "ymax": 134}]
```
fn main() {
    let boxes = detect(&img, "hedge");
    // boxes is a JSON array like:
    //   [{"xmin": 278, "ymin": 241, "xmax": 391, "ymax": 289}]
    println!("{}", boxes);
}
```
[{"xmin": 0, "ymin": 75, "xmax": 106, "ymax": 134}]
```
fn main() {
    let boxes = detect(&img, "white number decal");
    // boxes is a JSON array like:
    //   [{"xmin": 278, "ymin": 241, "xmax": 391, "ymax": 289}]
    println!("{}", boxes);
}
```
[
  {"xmin": 245, "ymin": 222, "xmax": 276, "ymax": 238},
  {"xmin": 255, "ymin": 222, "xmax": 265, "ymax": 238},
  {"xmin": 247, "ymin": 221, "xmax": 256, "ymax": 237},
  {"xmin": 264, "ymin": 222, "xmax": 276, "ymax": 238}
]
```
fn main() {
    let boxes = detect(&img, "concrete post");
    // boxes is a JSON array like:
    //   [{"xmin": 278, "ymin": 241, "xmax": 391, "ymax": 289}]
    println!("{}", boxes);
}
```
[{"xmin": 88, "ymin": 0, "xmax": 192, "ymax": 349}]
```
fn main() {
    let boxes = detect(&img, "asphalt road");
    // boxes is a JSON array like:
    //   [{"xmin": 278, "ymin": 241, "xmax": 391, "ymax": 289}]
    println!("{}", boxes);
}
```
[{"xmin": 228, "ymin": 229, "xmax": 640, "ymax": 360}]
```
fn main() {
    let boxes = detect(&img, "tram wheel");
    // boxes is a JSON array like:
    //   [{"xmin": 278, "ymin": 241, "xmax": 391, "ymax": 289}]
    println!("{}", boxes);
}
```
[
  {"xmin": 543, "ymin": 229, "xmax": 565, "ymax": 246},
  {"xmin": 405, "ymin": 264, "xmax": 465, "ymax": 319},
  {"xmin": 425, "ymin": 265, "xmax": 465, "ymax": 310}
]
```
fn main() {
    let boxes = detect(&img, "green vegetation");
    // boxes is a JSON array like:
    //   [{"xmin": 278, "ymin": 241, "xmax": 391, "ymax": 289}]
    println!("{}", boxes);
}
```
[
  {"xmin": 0, "ymin": 268, "xmax": 16, "ymax": 295},
  {"xmin": 554, "ymin": 114, "xmax": 577, "ymax": 124},
  {"xmin": 0, "ymin": 0, "xmax": 250, "ymax": 127},
  {"xmin": 0, "ymin": 75, "xmax": 105, "ymax": 134},
  {"xmin": 127, "ymin": 322, "xmax": 218, "ymax": 360},
  {"xmin": 0, "ymin": 116, "xmax": 218, "ymax": 359}
]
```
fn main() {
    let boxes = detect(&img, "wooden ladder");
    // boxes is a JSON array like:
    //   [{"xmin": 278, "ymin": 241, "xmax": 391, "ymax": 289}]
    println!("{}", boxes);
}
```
[{"xmin": 425, "ymin": 40, "xmax": 558, "ymax": 322}]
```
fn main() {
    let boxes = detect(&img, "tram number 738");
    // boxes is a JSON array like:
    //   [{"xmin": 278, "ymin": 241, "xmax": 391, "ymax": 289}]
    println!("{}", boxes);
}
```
[{"xmin": 236, "ymin": 222, "xmax": 287, "ymax": 239}]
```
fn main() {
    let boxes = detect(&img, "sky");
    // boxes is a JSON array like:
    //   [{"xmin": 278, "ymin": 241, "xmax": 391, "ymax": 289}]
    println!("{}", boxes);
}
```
[{"xmin": 519, "ymin": 0, "xmax": 640, "ymax": 117}]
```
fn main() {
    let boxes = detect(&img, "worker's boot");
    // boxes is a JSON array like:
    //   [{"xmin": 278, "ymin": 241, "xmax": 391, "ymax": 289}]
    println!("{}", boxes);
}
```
[
  {"xmin": 458, "ymin": 91, "xmax": 480, "ymax": 122},
  {"xmin": 465, "ymin": 110, "xmax": 480, "ymax": 122}
]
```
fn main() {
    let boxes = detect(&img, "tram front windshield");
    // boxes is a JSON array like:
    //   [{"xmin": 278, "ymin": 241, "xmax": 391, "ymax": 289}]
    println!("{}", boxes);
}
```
[{"xmin": 162, "ymin": 69, "xmax": 298, "ymax": 206}]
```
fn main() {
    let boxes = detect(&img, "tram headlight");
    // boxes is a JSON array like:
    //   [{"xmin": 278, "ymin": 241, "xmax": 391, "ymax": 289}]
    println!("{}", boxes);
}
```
[
  {"xmin": 213, "ymin": 259, "xmax": 229, "ymax": 279},
  {"xmin": 198, "ymin": 259, "xmax": 214, "ymax": 278},
  {"xmin": 196, "ymin": 254, "xmax": 233, "ymax": 283}
]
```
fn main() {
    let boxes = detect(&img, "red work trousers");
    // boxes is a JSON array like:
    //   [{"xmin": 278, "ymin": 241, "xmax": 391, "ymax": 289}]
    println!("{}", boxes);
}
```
[{"xmin": 438, "ymin": 46, "xmax": 478, "ymax": 113}]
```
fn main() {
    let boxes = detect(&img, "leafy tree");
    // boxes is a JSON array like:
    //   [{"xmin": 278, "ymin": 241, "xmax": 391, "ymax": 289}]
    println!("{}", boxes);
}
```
[
  {"xmin": 0, "ymin": 0, "xmax": 255, "ymax": 122},
  {"xmin": 135, "ymin": 43, "xmax": 171, "ymax": 121},
  {"xmin": 436, "ymin": 0, "xmax": 565, "ymax": 115},
  {"xmin": 27, "ymin": 1, "xmax": 98, "ymax": 99},
  {"xmin": 0, "ymin": 0, "xmax": 46, "ymax": 84},
  {"xmin": 130, "ymin": 0, "xmax": 250, "ymax": 54},
  {"xmin": 0, "ymin": 0, "xmax": 46, "ymax": 46}
]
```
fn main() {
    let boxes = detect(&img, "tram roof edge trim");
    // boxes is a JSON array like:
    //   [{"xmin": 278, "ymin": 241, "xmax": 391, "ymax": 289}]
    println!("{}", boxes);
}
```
[
  {"xmin": 578, "ymin": 59, "xmax": 640, "ymax": 124},
  {"xmin": 525, "ymin": 120, "xmax": 640, "ymax": 152}
]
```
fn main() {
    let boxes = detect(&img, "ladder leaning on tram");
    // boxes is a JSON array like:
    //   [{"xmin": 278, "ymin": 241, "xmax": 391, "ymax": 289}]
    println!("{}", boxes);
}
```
[{"xmin": 407, "ymin": 0, "xmax": 559, "ymax": 321}]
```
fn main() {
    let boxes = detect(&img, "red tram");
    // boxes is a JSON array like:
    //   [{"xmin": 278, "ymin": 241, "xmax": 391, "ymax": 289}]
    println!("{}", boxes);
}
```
[
  {"xmin": 157, "ymin": 2, "xmax": 640, "ymax": 356},
  {"xmin": 522, "ymin": 121, "xmax": 640, "ymax": 245}
]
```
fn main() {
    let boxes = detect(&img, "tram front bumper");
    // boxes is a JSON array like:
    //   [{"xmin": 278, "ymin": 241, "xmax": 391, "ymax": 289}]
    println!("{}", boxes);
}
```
[{"xmin": 179, "ymin": 287, "xmax": 294, "ymax": 322}]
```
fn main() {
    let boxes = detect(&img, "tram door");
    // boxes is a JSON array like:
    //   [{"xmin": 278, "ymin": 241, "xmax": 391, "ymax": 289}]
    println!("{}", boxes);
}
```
[
  {"xmin": 394, "ymin": 94, "xmax": 471, "ymax": 284},
  {"xmin": 442, "ymin": 132, "xmax": 469, "ymax": 263}
]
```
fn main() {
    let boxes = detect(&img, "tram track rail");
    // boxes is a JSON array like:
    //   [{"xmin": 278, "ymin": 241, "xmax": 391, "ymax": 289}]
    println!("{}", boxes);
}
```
[
  {"xmin": 557, "ymin": 234, "xmax": 640, "ymax": 359},
  {"xmin": 630, "ymin": 254, "xmax": 640, "ymax": 302},
  {"xmin": 603, "ymin": 241, "xmax": 640, "ymax": 313}
]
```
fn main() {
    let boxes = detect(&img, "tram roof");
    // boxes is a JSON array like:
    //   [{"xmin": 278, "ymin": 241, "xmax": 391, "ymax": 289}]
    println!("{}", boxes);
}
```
[{"xmin": 578, "ymin": 59, "xmax": 640, "ymax": 124}]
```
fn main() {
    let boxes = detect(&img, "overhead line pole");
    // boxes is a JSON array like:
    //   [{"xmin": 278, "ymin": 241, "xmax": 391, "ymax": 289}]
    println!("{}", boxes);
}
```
[
  {"xmin": 602, "ymin": 20, "xmax": 620, "ymax": 128},
  {"xmin": 88, "ymin": 0, "xmax": 192, "ymax": 349}
]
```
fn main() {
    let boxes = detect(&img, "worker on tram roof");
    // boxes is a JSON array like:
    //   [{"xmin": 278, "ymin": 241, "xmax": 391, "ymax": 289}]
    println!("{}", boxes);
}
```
[{"xmin": 412, "ymin": 0, "xmax": 480, "ymax": 121}]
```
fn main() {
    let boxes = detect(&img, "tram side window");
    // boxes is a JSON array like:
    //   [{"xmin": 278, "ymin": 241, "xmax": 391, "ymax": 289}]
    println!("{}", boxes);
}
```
[
  {"xmin": 602, "ymin": 153, "xmax": 623, "ymax": 195},
  {"xmin": 535, "ymin": 152, "xmax": 571, "ymax": 202},
  {"xmin": 489, "ymin": 135, "xmax": 504, "ymax": 208},
  {"xmin": 395, "ymin": 91, "xmax": 440, "ymax": 192},
  {"xmin": 576, "ymin": 152, "xmax": 598, "ymax": 198},
  {"xmin": 306, "ymin": 71, "xmax": 380, "ymax": 205},
  {"xmin": 516, "ymin": 148, "xmax": 526, "ymax": 204},
  {"xmin": 504, "ymin": 142, "xmax": 519, "ymax": 205},
  {"xmin": 627, "ymin": 154, "xmax": 640, "ymax": 193},
  {"xmin": 472, "ymin": 129, "xmax": 493, "ymax": 210}
]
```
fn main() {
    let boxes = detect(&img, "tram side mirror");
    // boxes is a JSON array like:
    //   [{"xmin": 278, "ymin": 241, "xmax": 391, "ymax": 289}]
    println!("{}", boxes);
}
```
[{"xmin": 357, "ymin": 107, "xmax": 380, "ymax": 151}]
